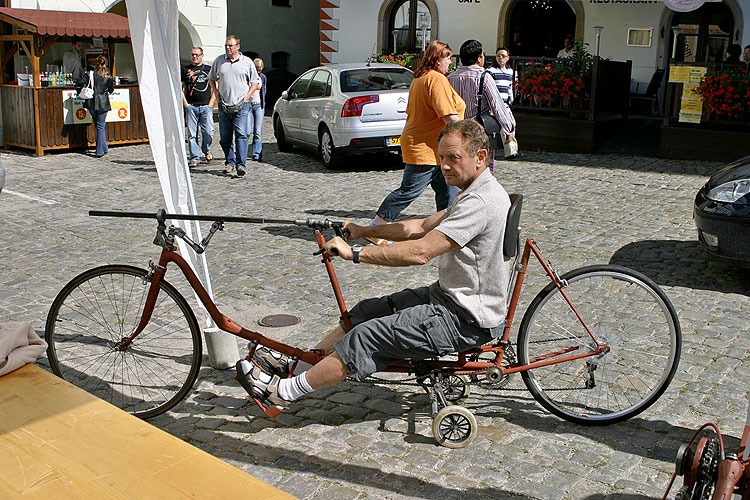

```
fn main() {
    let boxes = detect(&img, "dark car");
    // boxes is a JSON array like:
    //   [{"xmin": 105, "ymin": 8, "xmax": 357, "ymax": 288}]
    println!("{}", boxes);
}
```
[{"xmin": 694, "ymin": 155, "xmax": 750, "ymax": 267}]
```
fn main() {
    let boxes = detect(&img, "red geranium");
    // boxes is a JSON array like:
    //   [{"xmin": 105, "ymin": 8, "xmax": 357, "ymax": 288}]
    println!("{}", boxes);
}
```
[
  {"xmin": 695, "ymin": 69, "xmax": 750, "ymax": 119},
  {"xmin": 517, "ymin": 64, "xmax": 584, "ymax": 104}
]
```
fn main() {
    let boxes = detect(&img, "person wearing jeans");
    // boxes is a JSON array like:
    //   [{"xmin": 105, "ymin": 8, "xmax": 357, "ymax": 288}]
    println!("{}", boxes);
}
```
[
  {"xmin": 80, "ymin": 56, "xmax": 114, "ymax": 158},
  {"xmin": 182, "ymin": 47, "xmax": 215, "ymax": 167},
  {"xmin": 208, "ymin": 35, "xmax": 260, "ymax": 177},
  {"xmin": 247, "ymin": 57, "xmax": 267, "ymax": 161},
  {"xmin": 185, "ymin": 104, "xmax": 214, "ymax": 165},
  {"xmin": 247, "ymin": 101, "xmax": 263, "ymax": 161},
  {"xmin": 92, "ymin": 110, "xmax": 109, "ymax": 157},
  {"xmin": 218, "ymin": 101, "xmax": 250, "ymax": 173},
  {"xmin": 370, "ymin": 41, "xmax": 465, "ymax": 244},
  {"xmin": 377, "ymin": 164, "xmax": 458, "ymax": 222}
]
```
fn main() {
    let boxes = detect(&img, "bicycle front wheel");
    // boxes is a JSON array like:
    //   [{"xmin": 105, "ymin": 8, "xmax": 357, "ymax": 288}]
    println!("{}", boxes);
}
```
[
  {"xmin": 517, "ymin": 265, "xmax": 681, "ymax": 425},
  {"xmin": 46, "ymin": 265, "xmax": 203, "ymax": 419}
]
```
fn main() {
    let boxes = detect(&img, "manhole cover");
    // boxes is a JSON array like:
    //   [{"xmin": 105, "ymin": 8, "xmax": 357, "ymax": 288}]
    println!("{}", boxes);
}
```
[{"xmin": 258, "ymin": 314, "xmax": 300, "ymax": 328}]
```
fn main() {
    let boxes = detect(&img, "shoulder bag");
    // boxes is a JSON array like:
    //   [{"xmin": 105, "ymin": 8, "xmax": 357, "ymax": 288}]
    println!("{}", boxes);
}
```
[
  {"xmin": 476, "ymin": 71, "xmax": 503, "ymax": 148},
  {"xmin": 79, "ymin": 71, "xmax": 95, "ymax": 99}
]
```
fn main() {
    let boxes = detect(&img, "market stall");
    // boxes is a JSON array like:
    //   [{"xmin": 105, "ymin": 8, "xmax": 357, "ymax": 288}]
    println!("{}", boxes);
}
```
[{"xmin": 0, "ymin": 8, "xmax": 148, "ymax": 156}]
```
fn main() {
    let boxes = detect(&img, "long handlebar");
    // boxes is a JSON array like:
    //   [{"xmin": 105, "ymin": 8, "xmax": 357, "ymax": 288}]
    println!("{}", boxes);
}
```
[{"xmin": 89, "ymin": 209, "xmax": 344, "ymax": 231}]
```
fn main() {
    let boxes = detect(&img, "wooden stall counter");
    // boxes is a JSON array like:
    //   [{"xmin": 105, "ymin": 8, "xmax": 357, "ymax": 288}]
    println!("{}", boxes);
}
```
[
  {"xmin": 0, "ymin": 364, "xmax": 295, "ymax": 500},
  {"xmin": 1, "ymin": 83, "xmax": 148, "ymax": 156}
]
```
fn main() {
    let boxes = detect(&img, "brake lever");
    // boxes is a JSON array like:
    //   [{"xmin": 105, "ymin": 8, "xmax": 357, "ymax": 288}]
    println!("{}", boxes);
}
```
[
  {"xmin": 333, "ymin": 225, "xmax": 351, "ymax": 240},
  {"xmin": 313, "ymin": 247, "xmax": 339, "ymax": 257}
]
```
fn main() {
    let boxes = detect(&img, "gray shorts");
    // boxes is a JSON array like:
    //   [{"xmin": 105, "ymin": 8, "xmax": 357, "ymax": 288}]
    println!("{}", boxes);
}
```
[{"xmin": 334, "ymin": 283, "xmax": 496, "ymax": 381}]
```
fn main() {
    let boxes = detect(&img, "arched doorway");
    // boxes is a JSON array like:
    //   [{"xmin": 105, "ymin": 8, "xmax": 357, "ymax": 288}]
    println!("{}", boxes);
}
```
[
  {"xmin": 378, "ymin": 0, "xmax": 437, "ymax": 54},
  {"xmin": 670, "ymin": 1, "xmax": 736, "ymax": 63},
  {"xmin": 506, "ymin": 0, "xmax": 577, "ymax": 57}
]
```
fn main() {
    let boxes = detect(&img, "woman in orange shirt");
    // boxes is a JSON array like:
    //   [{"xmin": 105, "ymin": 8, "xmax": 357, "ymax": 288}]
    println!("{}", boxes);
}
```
[{"xmin": 369, "ymin": 41, "xmax": 465, "ymax": 240}]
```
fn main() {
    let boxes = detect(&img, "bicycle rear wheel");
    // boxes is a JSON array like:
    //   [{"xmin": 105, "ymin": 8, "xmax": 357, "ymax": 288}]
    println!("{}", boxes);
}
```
[
  {"xmin": 517, "ymin": 265, "xmax": 681, "ymax": 425},
  {"xmin": 46, "ymin": 265, "xmax": 202, "ymax": 419}
]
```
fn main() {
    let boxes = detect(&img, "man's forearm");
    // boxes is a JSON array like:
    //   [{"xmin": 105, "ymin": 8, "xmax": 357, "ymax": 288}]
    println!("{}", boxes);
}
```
[
  {"xmin": 359, "ymin": 240, "xmax": 434, "ymax": 267},
  {"xmin": 359, "ymin": 218, "xmax": 427, "ymax": 242}
]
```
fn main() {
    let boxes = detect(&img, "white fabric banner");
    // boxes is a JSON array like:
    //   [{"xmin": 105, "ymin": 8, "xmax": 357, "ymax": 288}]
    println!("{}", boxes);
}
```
[{"xmin": 125, "ymin": 0, "xmax": 238, "ymax": 367}]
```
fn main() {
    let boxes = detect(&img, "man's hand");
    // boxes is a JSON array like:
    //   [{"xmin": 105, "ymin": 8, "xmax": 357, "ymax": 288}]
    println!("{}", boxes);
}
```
[
  {"xmin": 324, "ymin": 237, "xmax": 353, "ymax": 261},
  {"xmin": 342, "ymin": 221, "xmax": 365, "ymax": 241},
  {"xmin": 504, "ymin": 133, "xmax": 514, "ymax": 145}
]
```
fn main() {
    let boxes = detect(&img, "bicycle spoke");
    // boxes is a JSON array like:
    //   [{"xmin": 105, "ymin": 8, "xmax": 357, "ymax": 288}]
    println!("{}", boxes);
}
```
[
  {"xmin": 47, "ymin": 266, "xmax": 201, "ymax": 419},
  {"xmin": 518, "ymin": 265, "xmax": 680, "ymax": 424}
]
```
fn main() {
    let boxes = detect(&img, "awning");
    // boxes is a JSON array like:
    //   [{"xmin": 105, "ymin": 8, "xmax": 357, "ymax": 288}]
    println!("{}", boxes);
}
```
[{"xmin": 0, "ymin": 7, "xmax": 130, "ymax": 39}]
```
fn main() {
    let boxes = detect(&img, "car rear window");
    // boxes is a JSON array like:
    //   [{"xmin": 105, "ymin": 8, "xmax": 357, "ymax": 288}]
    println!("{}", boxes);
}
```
[{"xmin": 340, "ymin": 68, "xmax": 413, "ymax": 92}]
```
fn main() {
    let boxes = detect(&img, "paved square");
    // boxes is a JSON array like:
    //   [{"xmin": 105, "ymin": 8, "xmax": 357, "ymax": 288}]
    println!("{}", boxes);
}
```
[{"xmin": 1, "ymin": 120, "xmax": 748, "ymax": 499}]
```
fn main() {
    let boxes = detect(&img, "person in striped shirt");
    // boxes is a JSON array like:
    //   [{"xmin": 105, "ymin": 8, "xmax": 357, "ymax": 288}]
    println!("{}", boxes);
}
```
[
  {"xmin": 447, "ymin": 40, "xmax": 519, "ymax": 168},
  {"xmin": 487, "ymin": 46, "xmax": 521, "ymax": 160},
  {"xmin": 488, "ymin": 47, "xmax": 514, "ymax": 105}
]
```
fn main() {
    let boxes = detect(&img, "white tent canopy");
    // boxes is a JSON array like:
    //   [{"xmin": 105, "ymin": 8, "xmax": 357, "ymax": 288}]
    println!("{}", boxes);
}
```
[{"xmin": 125, "ymin": 0, "xmax": 238, "ymax": 368}]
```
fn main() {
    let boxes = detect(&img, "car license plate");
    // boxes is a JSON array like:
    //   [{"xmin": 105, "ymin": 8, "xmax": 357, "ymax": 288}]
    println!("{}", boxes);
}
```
[{"xmin": 387, "ymin": 136, "xmax": 401, "ymax": 146}]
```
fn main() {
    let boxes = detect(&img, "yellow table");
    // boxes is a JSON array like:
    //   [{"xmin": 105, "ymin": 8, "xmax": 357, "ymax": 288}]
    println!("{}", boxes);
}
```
[{"xmin": 0, "ymin": 363, "xmax": 296, "ymax": 500}]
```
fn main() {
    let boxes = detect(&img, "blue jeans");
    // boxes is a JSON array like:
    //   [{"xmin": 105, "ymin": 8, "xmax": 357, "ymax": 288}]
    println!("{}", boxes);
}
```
[
  {"xmin": 246, "ymin": 102, "xmax": 264, "ymax": 160},
  {"xmin": 376, "ymin": 164, "xmax": 460, "ymax": 222},
  {"xmin": 185, "ymin": 104, "xmax": 214, "ymax": 162},
  {"xmin": 218, "ymin": 102, "xmax": 249, "ymax": 169},
  {"xmin": 92, "ymin": 110, "xmax": 109, "ymax": 156}
]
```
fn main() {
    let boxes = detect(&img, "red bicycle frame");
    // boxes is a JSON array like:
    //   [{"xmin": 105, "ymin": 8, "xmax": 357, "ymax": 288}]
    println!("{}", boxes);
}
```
[{"xmin": 122, "ymin": 229, "xmax": 609, "ymax": 378}]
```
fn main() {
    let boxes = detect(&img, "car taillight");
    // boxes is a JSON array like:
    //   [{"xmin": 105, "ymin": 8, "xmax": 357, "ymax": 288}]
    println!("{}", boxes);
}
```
[{"xmin": 342, "ymin": 95, "xmax": 379, "ymax": 117}]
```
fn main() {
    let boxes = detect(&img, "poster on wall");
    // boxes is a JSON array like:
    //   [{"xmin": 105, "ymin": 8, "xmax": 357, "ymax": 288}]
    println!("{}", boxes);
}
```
[
  {"xmin": 62, "ymin": 89, "xmax": 131, "ymax": 125},
  {"xmin": 678, "ymin": 82, "xmax": 703, "ymax": 123}
]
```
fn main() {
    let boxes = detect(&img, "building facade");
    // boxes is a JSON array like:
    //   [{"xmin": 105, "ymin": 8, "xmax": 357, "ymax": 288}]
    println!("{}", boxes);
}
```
[{"xmin": 323, "ymin": 0, "xmax": 750, "ymax": 88}]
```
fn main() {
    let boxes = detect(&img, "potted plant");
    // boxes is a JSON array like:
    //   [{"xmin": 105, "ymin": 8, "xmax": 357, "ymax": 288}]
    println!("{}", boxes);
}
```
[
  {"xmin": 375, "ymin": 52, "xmax": 418, "ymax": 70},
  {"xmin": 695, "ymin": 69, "xmax": 750, "ymax": 120},
  {"xmin": 517, "ymin": 64, "xmax": 584, "ymax": 107}
]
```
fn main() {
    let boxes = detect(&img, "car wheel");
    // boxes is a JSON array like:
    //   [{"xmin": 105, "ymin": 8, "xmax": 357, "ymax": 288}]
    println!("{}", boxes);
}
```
[
  {"xmin": 274, "ymin": 116, "xmax": 293, "ymax": 152},
  {"xmin": 319, "ymin": 127, "xmax": 343, "ymax": 169}
]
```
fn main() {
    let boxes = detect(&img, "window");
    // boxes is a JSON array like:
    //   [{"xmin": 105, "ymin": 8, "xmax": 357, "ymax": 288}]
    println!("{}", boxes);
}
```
[
  {"xmin": 271, "ymin": 51, "xmax": 290, "ymax": 70},
  {"xmin": 672, "ymin": 2, "xmax": 733, "ymax": 63},
  {"xmin": 340, "ymin": 68, "xmax": 413, "ymax": 92},
  {"xmin": 288, "ymin": 71, "xmax": 313, "ymax": 99},
  {"xmin": 627, "ymin": 28, "xmax": 653, "ymax": 48},
  {"xmin": 306, "ymin": 71, "xmax": 332, "ymax": 98},
  {"xmin": 387, "ymin": 0, "xmax": 431, "ymax": 53}
]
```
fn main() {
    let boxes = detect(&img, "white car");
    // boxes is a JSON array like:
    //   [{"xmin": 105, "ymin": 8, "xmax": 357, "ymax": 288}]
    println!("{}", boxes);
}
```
[{"xmin": 272, "ymin": 63, "xmax": 413, "ymax": 169}]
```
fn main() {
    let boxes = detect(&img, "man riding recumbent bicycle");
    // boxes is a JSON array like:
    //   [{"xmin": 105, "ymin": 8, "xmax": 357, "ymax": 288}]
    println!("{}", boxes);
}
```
[
  {"xmin": 235, "ymin": 119, "xmax": 681, "ymax": 446},
  {"xmin": 46, "ymin": 119, "xmax": 682, "ymax": 448}
]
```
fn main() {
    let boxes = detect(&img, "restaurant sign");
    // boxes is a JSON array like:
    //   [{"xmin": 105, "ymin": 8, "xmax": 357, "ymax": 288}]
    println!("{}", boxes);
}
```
[
  {"xmin": 663, "ymin": 0, "xmax": 720, "ymax": 11},
  {"xmin": 62, "ymin": 89, "xmax": 131, "ymax": 125}
]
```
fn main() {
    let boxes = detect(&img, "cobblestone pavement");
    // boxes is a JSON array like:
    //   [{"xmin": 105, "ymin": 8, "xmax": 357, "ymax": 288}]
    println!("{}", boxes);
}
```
[{"xmin": 1, "ymin": 118, "xmax": 748, "ymax": 500}]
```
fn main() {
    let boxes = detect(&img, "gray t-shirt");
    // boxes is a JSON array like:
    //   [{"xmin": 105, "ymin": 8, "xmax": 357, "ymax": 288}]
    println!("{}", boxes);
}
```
[
  {"xmin": 208, "ymin": 53, "xmax": 260, "ymax": 106},
  {"xmin": 435, "ymin": 168, "xmax": 512, "ymax": 328}
]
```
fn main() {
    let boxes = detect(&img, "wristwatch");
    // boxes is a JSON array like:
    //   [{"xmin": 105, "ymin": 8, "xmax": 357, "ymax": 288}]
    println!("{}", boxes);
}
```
[{"xmin": 351, "ymin": 244, "xmax": 364, "ymax": 264}]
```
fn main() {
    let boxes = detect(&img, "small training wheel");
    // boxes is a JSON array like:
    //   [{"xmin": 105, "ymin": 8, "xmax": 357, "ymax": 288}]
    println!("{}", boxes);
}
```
[
  {"xmin": 443, "ymin": 374, "xmax": 471, "ymax": 403},
  {"xmin": 432, "ymin": 405, "xmax": 477, "ymax": 448}
]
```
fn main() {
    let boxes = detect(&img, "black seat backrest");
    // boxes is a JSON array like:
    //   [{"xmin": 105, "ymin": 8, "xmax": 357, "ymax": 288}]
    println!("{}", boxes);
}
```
[
  {"xmin": 503, "ymin": 194, "xmax": 523, "ymax": 259},
  {"xmin": 644, "ymin": 69, "xmax": 665, "ymax": 98}
]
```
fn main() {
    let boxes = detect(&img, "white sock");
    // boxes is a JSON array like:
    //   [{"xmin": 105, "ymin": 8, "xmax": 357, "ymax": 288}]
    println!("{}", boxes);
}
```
[{"xmin": 277, "ymin": 372, "xmax": 314, "ymax": 401}]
